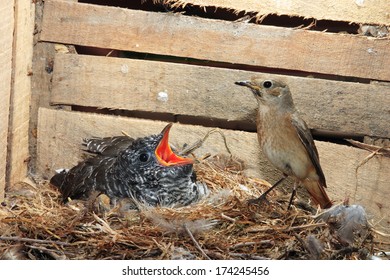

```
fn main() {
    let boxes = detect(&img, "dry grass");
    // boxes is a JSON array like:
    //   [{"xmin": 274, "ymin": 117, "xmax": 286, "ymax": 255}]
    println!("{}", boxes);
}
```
[{"xmin": 0, "ymin": 154, "xmax": 386, "ymax": 260}]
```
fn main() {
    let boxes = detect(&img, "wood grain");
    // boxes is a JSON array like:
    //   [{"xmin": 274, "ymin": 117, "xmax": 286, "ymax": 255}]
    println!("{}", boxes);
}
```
[
  {"xmin": 30, "ymin": 1, "xmax": 72, "ymax": 175},
  {"xmin": 40, "ymin": 0, "xmax": 390, "ymax": 81},
  {"xmin": 0, "ymin": 0, "xmax": 15, "ymax": 200},
  {"xmin": 51, "ymin": 53, "xmax": 390, "ymax": 138},
  {"xmin": 37, "ymin": 108, "xmax": 390, "ymax": 232},
  {"xmin": 167, "ymin": 0, "xmax": 390, "ymax": 25},
  {"xmin": 7, "ymin": 0, "xmax": 35, "ymax": 186}
]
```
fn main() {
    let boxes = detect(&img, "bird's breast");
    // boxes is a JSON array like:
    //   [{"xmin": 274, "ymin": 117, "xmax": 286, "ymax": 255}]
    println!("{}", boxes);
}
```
[{"xmin": 257, "ymin": 109, "xmax": 312, "ymax": 179}]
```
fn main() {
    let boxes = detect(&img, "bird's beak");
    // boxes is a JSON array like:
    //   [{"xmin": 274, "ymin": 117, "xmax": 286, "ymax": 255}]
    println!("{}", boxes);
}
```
[
  {"xmin": 235, "ymin": 80, "xmax": 262, "ymax": 97},
  {"xmin": 155, "ymin": 123, "xmax": 194, "ymax": 166},
  {"xmin": 235, "ymin": 80, "xmax": 253, "ymax": 88}
]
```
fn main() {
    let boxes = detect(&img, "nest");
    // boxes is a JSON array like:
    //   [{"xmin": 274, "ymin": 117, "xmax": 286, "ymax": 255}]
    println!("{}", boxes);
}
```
[{"xmin": 0, "ymin": 154, "xmax": 386, "ymax": 260}]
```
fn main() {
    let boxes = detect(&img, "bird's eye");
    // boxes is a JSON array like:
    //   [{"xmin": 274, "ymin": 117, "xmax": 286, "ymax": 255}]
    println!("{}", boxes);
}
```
[
  {"xmin": 139, "ymin": 153, "xmax": 150, "ymax": 163},
  {"xmin": 263, "ymin": 81, "xmax": 273, "ymax": 88}
]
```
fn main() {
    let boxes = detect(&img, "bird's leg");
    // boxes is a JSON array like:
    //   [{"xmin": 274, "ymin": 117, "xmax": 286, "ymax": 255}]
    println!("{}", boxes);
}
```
[
  {"xmin": 287, "ymin": 182, "xmax": 298, "ymax": 210},
  {"xmin": 248, "ymin": 175, "xmax": 288, "ymax": 206}
]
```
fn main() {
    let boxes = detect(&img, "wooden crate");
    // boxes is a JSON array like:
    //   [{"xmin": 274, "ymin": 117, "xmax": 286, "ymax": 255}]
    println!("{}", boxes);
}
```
[
  {"xmin": 0, "ymin": 0, "xmax": 34, "ymax": 199},
  {"xmin": 2, "ymin": 0, "xmax": 390, "ymax": 233}
]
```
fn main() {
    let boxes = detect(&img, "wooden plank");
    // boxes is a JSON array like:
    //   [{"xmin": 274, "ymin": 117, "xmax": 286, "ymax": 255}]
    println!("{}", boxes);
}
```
[
  {"xmin": 166, "ymin": 0, "xmax": 390, "ymax": 26},
  {"xmin": 29, "ymin": 0, "xmax": 71, "ymax": 175},
  {"xmin": 0, "ymin": 0, "xmax": 14, "ymax": 201},
  {"xmin": 40, "ymin": 0, "xmax": 390, "ymax": 81},
  {"xmin": 51, "ymin": 53, "xmax": 390, "ymax": 138},
  {"xmin": 37, "ymin": 108, "xmax": 390, "ymax": 232},
  {"xmin": 29, "ymin": 42, "xmax": 57, "ymax": 175},
  {"xmin": 7, "ymin": 0, "xmax": 35, "ymax": 186}
]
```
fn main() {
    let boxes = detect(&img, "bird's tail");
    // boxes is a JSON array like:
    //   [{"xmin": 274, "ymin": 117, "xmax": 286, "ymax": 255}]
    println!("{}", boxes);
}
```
[{"xmin": 303, "ymin": 179, "xmax": 332, "ymax": 209}]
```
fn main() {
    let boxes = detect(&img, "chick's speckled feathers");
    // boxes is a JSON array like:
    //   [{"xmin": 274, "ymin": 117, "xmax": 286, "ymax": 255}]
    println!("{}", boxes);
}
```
[{"xmin": 50, "ymin": 124, "xmax": 208, "ymax": 207}]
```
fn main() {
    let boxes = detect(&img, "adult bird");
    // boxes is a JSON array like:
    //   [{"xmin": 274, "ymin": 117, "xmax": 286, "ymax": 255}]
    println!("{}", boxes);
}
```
[
  {"xmin": 235, "ymin": 78, "xmax": 332, "ymax": 209},
  {"xmin": 50, "ymin": 123, "xmax": 208, "ymax": 208}
]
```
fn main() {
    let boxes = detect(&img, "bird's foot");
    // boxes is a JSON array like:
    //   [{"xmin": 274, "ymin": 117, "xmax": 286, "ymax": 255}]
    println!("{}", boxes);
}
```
[{"xmin": 247, "ymin": 193, "xmax": 271, "ymax": 207}]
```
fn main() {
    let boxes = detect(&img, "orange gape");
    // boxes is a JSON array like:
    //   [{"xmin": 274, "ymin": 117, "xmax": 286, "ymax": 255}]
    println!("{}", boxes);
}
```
[{"xmin": 155, "ymin": 123, "xmax": 194, "ymax": 166}]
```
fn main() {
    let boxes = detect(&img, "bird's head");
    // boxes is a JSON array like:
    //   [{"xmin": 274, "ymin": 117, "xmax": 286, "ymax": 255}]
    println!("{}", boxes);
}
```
[
  {"xmin": 235, "ymin": 78, "xmax": 294, "ymax": 110},
  {"xmin": 116, "ymin": 123, "xmax": 200, "ymax": 206},
  {"xmin": 119, "ymin": 123, "xmax": 193, "ymax": 169}
]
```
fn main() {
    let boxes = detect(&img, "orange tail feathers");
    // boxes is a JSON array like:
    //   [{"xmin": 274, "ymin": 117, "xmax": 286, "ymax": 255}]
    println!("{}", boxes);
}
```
[{"xmin": 303, "ymin": 179, "xmax": 332, "ymax": 209}]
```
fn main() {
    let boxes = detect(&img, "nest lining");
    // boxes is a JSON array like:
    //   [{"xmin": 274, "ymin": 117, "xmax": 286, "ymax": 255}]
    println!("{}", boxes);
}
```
[{"xmin": 0, "ymin": 154, "xmax": 384, "ymax": 260}]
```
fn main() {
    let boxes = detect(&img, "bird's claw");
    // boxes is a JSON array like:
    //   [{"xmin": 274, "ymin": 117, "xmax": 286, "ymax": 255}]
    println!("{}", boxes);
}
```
[{"xmin": 247, "ymin": 194, "xmax": 271, "ymax": 207}]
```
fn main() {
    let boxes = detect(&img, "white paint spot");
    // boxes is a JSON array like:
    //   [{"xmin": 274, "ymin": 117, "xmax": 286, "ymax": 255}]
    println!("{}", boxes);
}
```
[
  {"xmin": 367, "ymin": 48, "xmax": 377, "ymax": 54},
  {"xmin": 120, "ymin": 64, "xmax": 129, "ymax": 74},
  {"xmin": 355, "ymin": 0, "xmax": 364, "ymax": 7},
  {"xmin": 157, "ymin": 91, "xmax": 169, "ymax": 102},
  {"xmin": 135, "ymin": 44, "xmax": 139, "ymax": 48}
]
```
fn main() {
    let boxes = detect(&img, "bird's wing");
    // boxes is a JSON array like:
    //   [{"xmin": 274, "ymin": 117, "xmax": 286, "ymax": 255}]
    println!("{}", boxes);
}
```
[
  {"xmin": 83, "ymin": 136, "xmax": 134, "ymax": 156},
  {"xmin": 50, "ymin": 156, "xmax": 116, "ymax": 202},
  {"xmin": 291, "ymin": 114, "xmax": 327, "ymax": 188}
]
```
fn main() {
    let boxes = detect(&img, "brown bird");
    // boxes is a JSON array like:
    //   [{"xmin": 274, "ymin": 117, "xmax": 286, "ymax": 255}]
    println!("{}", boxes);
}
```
[{"xmin": 235, "ymin": 78, "xmax": 332, "ymax": 209}]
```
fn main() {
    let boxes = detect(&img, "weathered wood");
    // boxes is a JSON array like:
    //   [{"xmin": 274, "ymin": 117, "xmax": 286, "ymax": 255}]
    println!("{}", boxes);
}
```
[
  {"xmin": 51, "ymin": 53, "xmax": 390, "ymax": 138},
  {"xmin": 29, "ymin": 0, "xmax": 71, "ymax": 175},
  {"xmin": 37, "ymin": 108, "xmax": 390, "ymax": 232},
  {"xmin": 30, "ymin": 42, "xmax": 57, "ymax": 175},
  {"xmin": 40, "ymin": 0, "xmax": 390, "ymax": 81},
  {"xmin": 165, "ymin": 0, "xmax": 390, "ymax": 26},
  {"xmin": 7, "ymin": 0, "xmax": 35, "ymax": 187},
  {"xmin": 0, "ymin": 0, "xmax": 14, "ymax": 200}
]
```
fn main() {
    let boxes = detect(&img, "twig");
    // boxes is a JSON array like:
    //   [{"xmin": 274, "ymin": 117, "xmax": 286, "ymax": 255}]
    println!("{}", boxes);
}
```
[
  {"xmin": 294, "ymin": 20, "xmax": 317, "ymax": 30},
  {"xmin": 0, "ymin": 236, "xmax": 69, "ymax": 246},
  {"xmin": 371, "ymin": 228, "xmax": 390, "ymax": 237},
  {"xmin": 202, "ymin": 249, "xmax": 226, "ymax": 260},
  {"xmin": 184, "ymin": 224, "xmax": 211, "ymax": 260},
  {"xmin": 92, "ymin": 213, "xmax": 118, "ymax": 236},
  {"xmin": 180, "ymin": 128, "xmax": 232, "ymax": 156},
  {"xmin": 221, "ymin": 213, "xmax": 236, "ymax": 222},
  {"xmin": 44, "ymin": 228, "xmax": 62, "ymax": 240},
  {"xmin": 26, "ymin": 245, "xmax": 67, "ymax": 260},
  {"xmin": 231, "ymin": 240, "xmax": 274, "ymax": 249},
  {"xmin": 353, "ymin": 148, "xmax": 382, "ymax": 200},
  {"xmin": 283, "ymin": 222, "xmax": 327, "ymax": 232},
  {"xmin": 355, "ymin": 150, "xmax": 382, "ymax": 175},
  {"xmin": 287, "ymin": 214, "xmax": 298, "ymax": 230},
  {"xmin": 330, "ymin": 247, "xmax": 360, "ymax": 260},
  {"xmin": 105, "ymin": 50, "xmax": 114, "ymax": 57},
  {"xmin": 121, "ymin": 130, "xmax": 132, "ymax": 138},
  {"xmin": 374, "ymin": 252, "xmax": 390, "ymax": 257},
  {"xmin": 346, "ymin": 139, "xmax": 390, "ymax": 157},
  {"xmin": 234, "ymin": 15, "xmax": 254, "ymax": 23},
  {"xmin": 229, "ymin": 252, "xmax": 270, "ymax": 260}
]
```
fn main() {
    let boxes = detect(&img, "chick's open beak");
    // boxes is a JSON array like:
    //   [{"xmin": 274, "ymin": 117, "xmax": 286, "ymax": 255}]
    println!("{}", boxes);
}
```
[{"xmin": 155, "ymin": 123, "xmax": 194, "ymax": 166}]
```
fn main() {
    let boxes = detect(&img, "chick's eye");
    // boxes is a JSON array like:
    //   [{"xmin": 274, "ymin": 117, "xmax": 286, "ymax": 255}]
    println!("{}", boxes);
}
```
[
  {"xmin": 139, "ymin": 153, "xmax": 150, "ymax": 163},
  {"xmin": 263, "ymin": 81, "xmax": 273, "ymax": 88}
]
